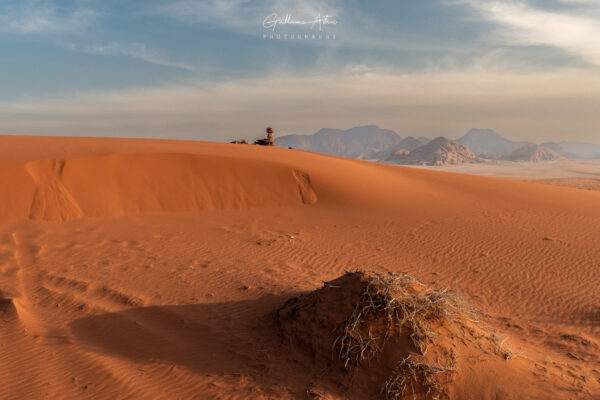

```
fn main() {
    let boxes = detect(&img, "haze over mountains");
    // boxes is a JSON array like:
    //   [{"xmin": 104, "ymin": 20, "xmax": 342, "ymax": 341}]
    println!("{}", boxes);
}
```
[
  {"xmin": 276, "ymin": 126, "xmax": 600, "ymax": 165},
  {"xmin": 386, "ymin": 137, "xmax": 479, "ymax": 166},
  {"xmin": 541, "ymin": 141, "xmax": 600, "ymax": 159},
  {"xmin": 456, "ymin": 128, "xmax": 533, "ymax": 157},
  {"xmin": 367, "ymin": 136, "xmax": 429, "ymax": 160},
  {"xmin": 505, "ymin": 144, "xmax": 566, "ymax": 162},
  {"xmin": 274, "ymin": 126, "xmax": 401, "ymax": 159}
]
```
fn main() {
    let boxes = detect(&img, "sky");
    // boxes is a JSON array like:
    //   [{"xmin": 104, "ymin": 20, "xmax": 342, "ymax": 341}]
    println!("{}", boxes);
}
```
[{"xmin": 0, "ymin": 0, "xmax": 599, "ymax": 143}]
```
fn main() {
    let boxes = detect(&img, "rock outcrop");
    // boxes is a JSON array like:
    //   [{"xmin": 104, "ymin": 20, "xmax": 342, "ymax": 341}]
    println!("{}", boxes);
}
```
[
  {"xmin": 505, "ymin": 144, "xmax": 566, "ymax": 162},
  {"xmin": 254, "ymin": 127, "xmax": 275, "ymax": 146},
  {"xmin": 386, "ymin": 137, "xmax": 479, "ymax": 166}
]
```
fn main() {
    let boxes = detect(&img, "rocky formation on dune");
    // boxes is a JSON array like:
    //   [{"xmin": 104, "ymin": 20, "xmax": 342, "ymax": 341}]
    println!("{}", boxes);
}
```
[
  {"xmin": 386, "ymin": 136, "xmax": 480, "ymax": 166},
  {"xmin": 254, "ymin": 127, "xmax": 275, "ymax": 146}
]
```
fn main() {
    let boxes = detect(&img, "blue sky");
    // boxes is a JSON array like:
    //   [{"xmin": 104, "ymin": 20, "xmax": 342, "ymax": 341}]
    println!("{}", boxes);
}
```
[{"xmin": 1, "ymin": 0, "xmax": 599, "ymax": 142}]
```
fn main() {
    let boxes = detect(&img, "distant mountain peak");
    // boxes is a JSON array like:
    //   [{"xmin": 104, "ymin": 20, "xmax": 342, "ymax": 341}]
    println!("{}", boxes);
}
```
[
  {"xmin": 386, "ymin": 136, "xmax": 479, "ymax": 166},
  {"xmin": 276, "ymin": 125, "xmax": 400, "ymax": 159},
  {"xmin": 457, "ymin": 129, "xmax": 532, "ymax": 157},
  {"xmin": 275, "ymin": 126, "xmax": 600, "ymax": 162},
  {"xmin": 505, "ymin": 144, "xmax": 566, "ymax": 162}
]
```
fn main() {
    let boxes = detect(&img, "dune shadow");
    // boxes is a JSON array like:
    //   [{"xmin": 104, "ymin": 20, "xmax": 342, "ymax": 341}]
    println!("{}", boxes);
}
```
[{"xmin": 69, "ymin": 293, "xmax": 318, "ymax": 396}]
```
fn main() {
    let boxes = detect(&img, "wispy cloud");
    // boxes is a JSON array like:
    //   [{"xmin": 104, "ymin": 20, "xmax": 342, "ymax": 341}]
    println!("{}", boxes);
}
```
[
  {"xmin": 78, "ymin": 43, "xmax": 195, "ymax": 71},
  {"xmin": 151, "ymin": 0, "xmax": 456, "ymax": 54},
  {"xmin": 0, "ymin": 0, "xmax": 95, "ymax": 34},
  {"xmin": 463, "ymin": 0, "xmax": 600, "ymax": 66}
]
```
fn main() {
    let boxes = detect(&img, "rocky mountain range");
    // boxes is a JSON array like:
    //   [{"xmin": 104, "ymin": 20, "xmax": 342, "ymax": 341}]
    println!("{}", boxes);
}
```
[
  {"xmin": 505, "ymin": 144, "xmax": 566, "ymax": 162},
  {"xmin": 275, "ymin": 125, "xmax": 400, "ymax": 158},
  {"xmin": 541, "ymin": 141, "xmax": 600, "ymax": 159},
  {"xmin": 367, "ymin": 136, "xmax": 428, "ymax": 160},
  {"xmin": 275, "ymin": 126, "xmax": 599, "ymax": 166},
  {"xmin": 385, "ymin": 137, "xmax": 479, "ymax": 166},
  {"xmin": 456, "ymin": 128, "xmax": 533, "ymax": 157}
]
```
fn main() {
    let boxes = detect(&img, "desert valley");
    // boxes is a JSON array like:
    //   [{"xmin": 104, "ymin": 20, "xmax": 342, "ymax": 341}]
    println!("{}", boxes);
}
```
[
  {"xmin": 0, "ymin": 134, "xmax": 598, "ymax": 399},
  {"xmin": 2, "ymin": 1, "xmax": 600, "ymax": 398}
]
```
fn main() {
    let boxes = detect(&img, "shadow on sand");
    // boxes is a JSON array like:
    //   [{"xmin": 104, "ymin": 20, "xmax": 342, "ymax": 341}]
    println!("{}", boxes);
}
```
[{"xmin": 68, "ymin": 293, "xmax": 332, "ymax": 398}]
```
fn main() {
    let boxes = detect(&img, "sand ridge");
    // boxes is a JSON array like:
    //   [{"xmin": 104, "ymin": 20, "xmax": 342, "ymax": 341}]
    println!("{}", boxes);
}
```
[{"xmin": 2, "ymin": 151, "xmax": 318, "ymax": 222}]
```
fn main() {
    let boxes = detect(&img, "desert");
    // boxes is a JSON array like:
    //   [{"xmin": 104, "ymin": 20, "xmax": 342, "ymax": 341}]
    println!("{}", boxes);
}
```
[
  {"xmin": 2, "ymin": 1, "xmax": 600, "ymax": 398},
  {"xmin": 0, "ymin": 134, "xmax": 598, "ymax": 399}
]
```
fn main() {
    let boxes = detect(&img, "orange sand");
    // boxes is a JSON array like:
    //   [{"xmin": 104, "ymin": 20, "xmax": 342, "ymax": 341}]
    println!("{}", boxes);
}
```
[
  {"xmin": 0, "ymin": 135, "xmax": 598, "ymax": 399},
  {"xmin": 530, "ymin": 178, "xmax": 600, "ymax": 192}
]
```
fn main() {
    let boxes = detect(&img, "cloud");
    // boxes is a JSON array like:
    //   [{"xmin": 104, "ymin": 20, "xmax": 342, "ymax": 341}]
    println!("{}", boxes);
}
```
[
  {"xmin": 344, "ymin": 64, "xmax": 373, "ymax": 74},
  {"xmin": 78, "ymin": 43, "xmax": 195, "ymax": 71},
  {"xmin": 2, "ymin": 68, "xmax": 600, "ymax": 142},
  {"xmin": 0, "ymin": 0, "xmax": 95, "ymax": 34},
  {"xmin": 463, "ymin": 0, "xmax": 600, "ymax": 66}
]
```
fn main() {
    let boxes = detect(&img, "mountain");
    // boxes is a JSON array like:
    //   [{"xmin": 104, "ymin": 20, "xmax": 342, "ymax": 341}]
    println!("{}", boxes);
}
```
[
  {"xmin": 396, "ymin": 136, "xmax": 426, "ymax": 152},
  {"xmin": 457, "ymin": 128, "xmax": 533, "ymax": 157},
  {"xmin": 368, "ymin": 136, "xmax": 426, "ymax": 160},
  {"xmin": 505, "ymin": 144, "xmax": 566, "ymax": 162},
  {"xmin": 540, "ymin": 142, "xmax": 569, "ymax": 157},
  {"xmin": 541, "ymin": 141, "xmax": 600, "ymax": 159},
  {"xmin": 275, "ymin": 125, "xmax": 401, "ymax": 158},
  {"xmin": 386, "ymin": 137, "xmax": 479, "ymax": 166},
  {"xmin": 276, "ymin": 125, "xmax": 600, "ymax": 162}
]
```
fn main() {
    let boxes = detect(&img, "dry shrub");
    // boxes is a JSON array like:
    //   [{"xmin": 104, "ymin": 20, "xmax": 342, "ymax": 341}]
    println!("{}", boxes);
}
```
[
  {"xmin": 277, "ymin": 270, "xmax": 509, "ymax": 400},
  {"xmin": 333, "ymin": 272, "xmax": 476, "ymax": 365},
  {"xmin": 381, "ymin": 356, "xmax": 455, "ymax": 400},
  {"xmin": 333, "ymin": 271, "xmax": 473, "ymax": 399}
]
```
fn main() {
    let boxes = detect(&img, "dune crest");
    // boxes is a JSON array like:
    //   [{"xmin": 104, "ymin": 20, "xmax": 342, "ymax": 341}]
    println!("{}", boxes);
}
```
[{"xmin": 9, "ymin": 153, "xmax": 319, "ymax": 222}]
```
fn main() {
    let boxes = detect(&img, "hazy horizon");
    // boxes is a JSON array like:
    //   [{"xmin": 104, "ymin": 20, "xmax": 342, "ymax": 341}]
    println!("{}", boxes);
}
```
[
  {"xmin": 272, "ymin": 125, "xmax": 600, "ymax": 145},
  {"xmin": 3, "ymin": 125, "xmax": 599, "ymax": 146},
  {"xmin": 1, "ymin": 1, "xmax": 600, "ymax": 143}
]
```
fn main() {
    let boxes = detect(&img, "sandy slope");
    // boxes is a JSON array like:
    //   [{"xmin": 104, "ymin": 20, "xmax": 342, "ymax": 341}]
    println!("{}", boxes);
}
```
[
  {"xmin": 0, "ymin": 135, "xmax": 598, "ymax": 399},
  {"xmin": 529, "ymin": 178, "xmax": 600, "ymax": 192}
]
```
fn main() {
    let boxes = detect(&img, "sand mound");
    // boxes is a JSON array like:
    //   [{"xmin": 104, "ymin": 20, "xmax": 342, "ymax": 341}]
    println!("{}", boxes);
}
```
[{"xmin": 277, "ymin": 271, "xmax": 533, "ymax": 399}]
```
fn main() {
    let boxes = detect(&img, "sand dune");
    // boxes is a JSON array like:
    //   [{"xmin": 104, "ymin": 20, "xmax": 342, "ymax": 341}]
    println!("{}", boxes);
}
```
[
  {"xmin": 0, "ymin": 135, "xmax": 598, "ymax": 399},
  {"xmin": 2, "ymin": 151, "xmax": 317, "ymax": 222}
]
